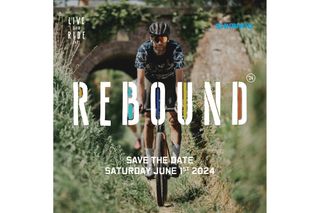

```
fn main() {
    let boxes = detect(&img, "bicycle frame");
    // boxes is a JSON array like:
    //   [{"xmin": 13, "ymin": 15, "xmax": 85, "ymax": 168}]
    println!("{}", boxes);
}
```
[{"xmin": 141, "ymin": 84, "xmax": 177, "ymax": 206}]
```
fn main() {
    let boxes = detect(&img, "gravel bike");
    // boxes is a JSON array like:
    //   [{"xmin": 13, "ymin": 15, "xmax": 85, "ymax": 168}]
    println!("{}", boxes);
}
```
[{"xmin": 140, "ymin": 85, "xmax": 177, "ymax": 206}]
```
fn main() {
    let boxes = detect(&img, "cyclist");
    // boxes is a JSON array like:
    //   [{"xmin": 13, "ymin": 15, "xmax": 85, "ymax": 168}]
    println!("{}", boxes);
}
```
[{"xmin": 135, "ymin": 22, "xmax": 184, "ymax": 178}]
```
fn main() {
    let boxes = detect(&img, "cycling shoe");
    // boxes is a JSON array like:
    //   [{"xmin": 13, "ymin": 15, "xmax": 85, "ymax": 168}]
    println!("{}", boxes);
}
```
[
  {"xmin": 145, "ymin": 165, "xmax": 154, "ymax": 179},
  {"xmin": 169, "ymin": 164, "xmax": 181, "ymax": 178}
]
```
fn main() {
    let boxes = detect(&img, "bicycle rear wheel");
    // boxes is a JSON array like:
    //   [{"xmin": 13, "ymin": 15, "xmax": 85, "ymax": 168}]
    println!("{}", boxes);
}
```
[{"xmin": 155, "ymin": 132, "xmax": 168, "ymax": 206}]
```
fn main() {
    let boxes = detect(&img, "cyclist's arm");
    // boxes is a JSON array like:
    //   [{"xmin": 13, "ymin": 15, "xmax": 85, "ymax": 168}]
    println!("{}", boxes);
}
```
[
  {"xmin": 175, "ymin": 68, "xmax": 184, "ymax": 91},
  {"xmin": 137, "ymin": 68, "xmax": 145, "ymax": 110},
  {"xmin": 172, "ymin": 43, "xmax": 184, "ymax": 89}
]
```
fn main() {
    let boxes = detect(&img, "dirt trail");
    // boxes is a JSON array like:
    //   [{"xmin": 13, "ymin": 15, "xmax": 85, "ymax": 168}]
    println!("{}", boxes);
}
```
[
  {"xmin": 146, "ymin": 179, "xmax": 176, "ymax": 213},
  {"xmin": 140, "ymin": 28, "xmax": 252, "ymax": 213}
]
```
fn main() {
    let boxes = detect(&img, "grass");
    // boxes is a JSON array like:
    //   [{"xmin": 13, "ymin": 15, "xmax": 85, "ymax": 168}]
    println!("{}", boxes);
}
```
[
  {"xmin": 54, "ymin": 27, "xmax": 158, "ymax": 212},
  {"xmin": 86, "ymin": 69, "xmax": 133, "ymax": 138}
]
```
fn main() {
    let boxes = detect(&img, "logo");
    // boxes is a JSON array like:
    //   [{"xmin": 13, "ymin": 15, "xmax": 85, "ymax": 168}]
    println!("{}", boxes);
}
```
[
  {"xmin": 215, "ymin": 22, "xmax": 253, "ymax": 30},
  {"xmin": 246, "ymin": 73, "xmax": 256, "ymax": 83},
  {"xmin": 67, "ymin": 16, "xmax": 86, "ymax": 41}
]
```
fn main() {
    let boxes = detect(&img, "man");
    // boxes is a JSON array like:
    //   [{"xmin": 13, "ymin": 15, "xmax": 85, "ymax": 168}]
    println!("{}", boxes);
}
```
[{"xmin": 135, "ymin": 22, "xmax": 184, "ymax": 178}]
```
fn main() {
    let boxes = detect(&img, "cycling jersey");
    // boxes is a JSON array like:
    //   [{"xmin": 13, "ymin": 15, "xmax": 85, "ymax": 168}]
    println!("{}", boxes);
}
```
[{"xmin": 134, "ymin": 40, "xmax": 184, "ymax": 82}]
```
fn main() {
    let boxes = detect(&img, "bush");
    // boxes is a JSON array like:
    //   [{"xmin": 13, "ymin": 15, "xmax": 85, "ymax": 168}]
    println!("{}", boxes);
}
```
[{"xmin": 53, "ymin": 29, "xmax": 157, "ymax": 212}]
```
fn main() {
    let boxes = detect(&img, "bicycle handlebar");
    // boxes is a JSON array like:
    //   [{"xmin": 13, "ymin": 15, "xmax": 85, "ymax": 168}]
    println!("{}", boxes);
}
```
[{"xmin": 140, "ymin": 107, "xmax": 176, "ymax": 114}]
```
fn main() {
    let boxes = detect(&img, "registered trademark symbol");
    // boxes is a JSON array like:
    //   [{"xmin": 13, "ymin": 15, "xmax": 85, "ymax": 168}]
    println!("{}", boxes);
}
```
[{"xmin": 246, "ymin": 73, "xmax": 256, "ymax": 83}]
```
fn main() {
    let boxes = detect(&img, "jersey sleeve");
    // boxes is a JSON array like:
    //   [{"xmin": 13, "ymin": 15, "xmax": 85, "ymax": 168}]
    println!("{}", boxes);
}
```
[
  {"xmin": 173, "ymin": 44, "xmax": 184, "ymax": 69},
  {"xmin": 135, "ymin": 44, "xmax": 148, "ymax": 69}
]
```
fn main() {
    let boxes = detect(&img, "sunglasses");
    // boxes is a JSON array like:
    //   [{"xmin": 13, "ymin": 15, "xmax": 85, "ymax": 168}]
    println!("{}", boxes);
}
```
[{"xmin": 151, "ymin": 36, "xmax": 168, "ymax": 43}]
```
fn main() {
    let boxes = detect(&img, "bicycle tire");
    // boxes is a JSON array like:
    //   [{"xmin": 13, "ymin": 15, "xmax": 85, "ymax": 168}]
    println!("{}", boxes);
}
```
[{"xmin": 155, "ymin": 132, "xmax": 168, "ymax": 206}]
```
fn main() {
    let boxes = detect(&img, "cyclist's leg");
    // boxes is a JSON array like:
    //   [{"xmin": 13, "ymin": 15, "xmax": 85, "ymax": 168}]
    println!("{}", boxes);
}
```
[
  {"xmin": 144, "ymin": 112, "xmax": 154, "ymax": 149},
  {"xmin": 164, "ymin": 76, "xmax": 182, "ymax": 156},
  {"xmin": 167, "ymin": 111, "xmax": 181, "ymax": 158},
  {"xmin": 128, "ymin": 85, "xmax": 141, "ymax": 149},
  {"xmin": 167, "ymin": 111, "xmax": 181, "ymax": 177},
  {"xmin": 143, "ymin": 77, "xmax": 154, "ymax": 149},
  {"xmin": 144, "ymin": 77, "xmax": 155, "ymax": 178},
  {"xmin": 128, "ymin": 124, "xmax": 141, "ymax": 150},
  {"xmin": 165, "ymin": 76, "xmax": 182, "ymax": 177}
]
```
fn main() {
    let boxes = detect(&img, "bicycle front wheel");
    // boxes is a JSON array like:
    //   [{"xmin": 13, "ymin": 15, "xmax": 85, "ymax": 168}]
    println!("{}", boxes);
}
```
[{"xmin": 155, "ymin": 132, "xmax": 168, "ymax": 206}]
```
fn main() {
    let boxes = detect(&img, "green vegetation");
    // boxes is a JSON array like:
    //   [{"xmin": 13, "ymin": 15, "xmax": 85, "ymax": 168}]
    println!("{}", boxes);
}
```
[
  {"xmin": 145, "ymin": 0, "xmax": 266, "ymax": 9},
  {"xmin": 86, "ymin": 69, "xmax": 133, "ymax": 138},
  {"xmin": 222, "ymin": 62, "xmax": 266, "ymax": 213},
  {"xmin": 54, "ymin": 2, "xmax": 213, "ymax": 51},
  {"xmin": 86, "ymin": 68, "xmax": 146, "ymax": 157},
  {"xmin": 238, "ymin": 13, "xmax": 266, "ymax": 61},
  {"xmin": 172, "ymin": 8, "xmax": 212, "ymax": 51},
  {"xmin": 54, "ymin": 33, "xmax": 157, "ymax": 212}
]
